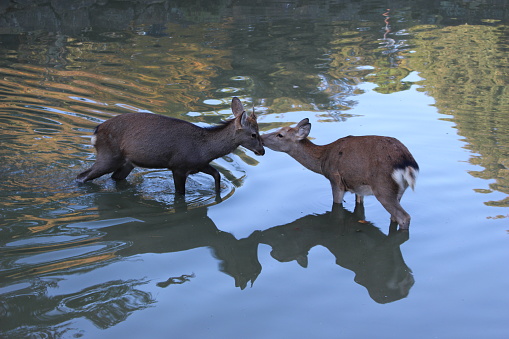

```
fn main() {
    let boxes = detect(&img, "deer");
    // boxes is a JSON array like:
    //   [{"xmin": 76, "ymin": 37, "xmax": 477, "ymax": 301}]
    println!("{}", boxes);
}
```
[
  {"xmin": 77, "ymin": 97, "xmax": 265, "ymax": 195},
  {"xmin": 262, "ymin": 118, "xmax": 419, "ymax": 229}
]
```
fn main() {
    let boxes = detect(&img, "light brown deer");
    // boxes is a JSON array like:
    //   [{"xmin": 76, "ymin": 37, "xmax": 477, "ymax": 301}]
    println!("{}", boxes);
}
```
[
  {"xmin": 262, "ymin": 119, "xmax": 418, "ymax": 229},
  {"xmin": 77, "ymin": 97, "xmax": 265, "ymax": 195}
]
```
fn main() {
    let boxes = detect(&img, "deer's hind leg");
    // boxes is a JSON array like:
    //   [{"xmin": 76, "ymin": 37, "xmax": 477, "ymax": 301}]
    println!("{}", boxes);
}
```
[
  {"xmin": 77, "ymin": 149, "xmax": 125, "ymax": 183},
  {"xmin": 373, "ymin": 189, "xmax": 411, "ymax": 229},
  {"xmin": 111, "ymin": 161, "xmax": 134, "ymax": 181}
]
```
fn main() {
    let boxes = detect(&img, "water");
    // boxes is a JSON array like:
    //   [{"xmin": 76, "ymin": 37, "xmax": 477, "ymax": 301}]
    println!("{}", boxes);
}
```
[{"xmin": 1, "ymin": 1, "xmax": 508, "ymax": 338}]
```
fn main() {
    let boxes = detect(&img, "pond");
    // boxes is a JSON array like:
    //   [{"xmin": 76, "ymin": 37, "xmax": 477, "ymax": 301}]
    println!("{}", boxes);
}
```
[{"xmin": 1, "ymin": 1, "xmax": 508, "ymax": 338}]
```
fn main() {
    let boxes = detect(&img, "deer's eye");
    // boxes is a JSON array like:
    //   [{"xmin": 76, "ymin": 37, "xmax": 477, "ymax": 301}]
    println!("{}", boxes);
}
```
[
  {"xmin": 277, "ymin": 133, "xmax": 283, "ymax": 138},
  {"xmin": 251, "ymin": 133, "xmax": 257, "ymax": 138}
]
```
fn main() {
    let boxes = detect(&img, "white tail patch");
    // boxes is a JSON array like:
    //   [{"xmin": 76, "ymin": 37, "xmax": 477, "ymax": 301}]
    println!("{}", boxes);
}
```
[
  {"xmin": 91, "ymin": 135, "xmax": 97, "ymax": 146},
  {"xmin": 391, "ymin": 167, "xmax": 418, "ymax": 191}
]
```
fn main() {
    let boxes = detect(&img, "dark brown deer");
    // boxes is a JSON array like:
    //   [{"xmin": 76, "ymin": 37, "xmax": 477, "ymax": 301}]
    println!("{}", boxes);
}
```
[
  {"xmin": 77, "ymin": 97, "xmax": 265, "ymax": 195},
  {"xmin": 262, "ymin": 119, "xmax": 418, "ymax": 229}
]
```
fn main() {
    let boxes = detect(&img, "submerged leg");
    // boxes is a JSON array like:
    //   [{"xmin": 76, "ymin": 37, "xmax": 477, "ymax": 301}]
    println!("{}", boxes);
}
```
[
  {"xmin": 77, "ymin": 157, "xmax": 123, "ymax": 183},
  {"xmin": 374, "ymin": 191, "xmax": 411, "ymax": 229},
  {"xmin": 172, "ymin": 169, "xmax": 188, "ymax": 195},
  {"xmin": 76, "ymin": 143, "xmax": 124, "ymax": 182},
  {"xmin": 111, "ymin": 161, "xmax": 134, "ymax": 181},
  {"xmin": 353, "ymin": 197, "xmax": 365, "ymax": 221},
  {"xmin": 355, "ymin": 194, "xmax": 364, "ymax": 204},
  {"xmin": 200, "ymin": 165, "xmax": 221, "ymax": 193},
  {"xmin": 329, "ymin": 177, "xmax": 346, "ymax": 204}
]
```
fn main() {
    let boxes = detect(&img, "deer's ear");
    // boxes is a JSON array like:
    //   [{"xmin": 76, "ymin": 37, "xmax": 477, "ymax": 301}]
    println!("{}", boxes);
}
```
[
  {"xmin": 296, "ymin": 120, "xmax": 311, "ymax": 140},
  {"xmin": 235, "ymin": 110, "xmax": 249, "ymax": 130},
  {"xmin": 231, "ymin": 97, "xmax": 245, "ymax": 117},
  {"xmin": 241, "ymin": 110, "xmax": 249, "ymax": 128},
  {"xmin": 296, "ymin": 118, "xmax": 309, "ymax": 127}
]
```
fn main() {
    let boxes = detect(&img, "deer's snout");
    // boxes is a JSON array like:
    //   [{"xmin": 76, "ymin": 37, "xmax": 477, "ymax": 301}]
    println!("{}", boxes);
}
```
[{"xmin": 254, "ymin": 146, "xmax": 265, "ymax": 156}]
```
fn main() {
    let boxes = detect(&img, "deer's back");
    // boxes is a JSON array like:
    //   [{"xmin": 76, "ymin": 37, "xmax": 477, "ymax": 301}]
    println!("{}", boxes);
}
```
[
  {"xmin": 322, "ymin": 135, "xmax": 418, "ymax": 184},
  {"xmin": 96, "ymin": 113, "xmax": 207, "ymax": 168}
]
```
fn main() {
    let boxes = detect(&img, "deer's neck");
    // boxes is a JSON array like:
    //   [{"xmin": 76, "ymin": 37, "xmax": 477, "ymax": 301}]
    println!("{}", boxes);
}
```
[
  {"xmin": 201, "ymin": 120, "xmax": 239, "ymax": 160},
  {"xmin": 288, "ymin": 139, "xmax": 326, "ymax": 175}
]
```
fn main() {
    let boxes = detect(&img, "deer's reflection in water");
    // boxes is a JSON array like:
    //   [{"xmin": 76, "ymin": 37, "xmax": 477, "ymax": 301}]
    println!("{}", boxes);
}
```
[
  {"xmin": 97, "ymin": 189, "xmax": 413, "ymax": 302},
  {"xmin": 96, "ymin": 190, "xmax": 262, "ymax": 290},
  {"xmin": 261, "ymin": 203, "xmax": 413, "ymax": 303}
]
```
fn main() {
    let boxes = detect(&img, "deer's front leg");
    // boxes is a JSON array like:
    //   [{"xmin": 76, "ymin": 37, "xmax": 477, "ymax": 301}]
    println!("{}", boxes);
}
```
[
  {"xmin": 172, "ymin": 169, "xmax": 188, "ymax": 195},
  {"xmin": 329, "ymin": 176, "xmax": 346, "ymax": 204}
]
